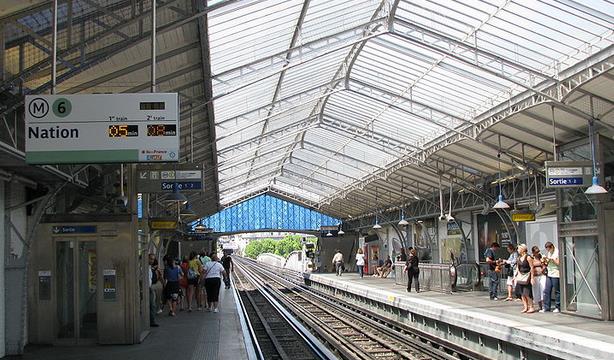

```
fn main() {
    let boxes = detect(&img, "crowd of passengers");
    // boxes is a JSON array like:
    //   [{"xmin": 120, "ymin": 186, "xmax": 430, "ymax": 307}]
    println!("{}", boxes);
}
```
[
  {"xmin": 485, "ymin": 241, "xmax": 560, "ymax": 313},
  {"xmin": 333, "ymin": 240, "xmax": 561, "ymax": 313},
  {"xmin": 147, "ymin": 251, "xmax": 234, "ymax": 327}
]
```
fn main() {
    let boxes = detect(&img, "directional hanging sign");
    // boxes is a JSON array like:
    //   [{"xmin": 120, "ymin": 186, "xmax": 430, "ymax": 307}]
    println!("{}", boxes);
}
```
[
  {"xmin": 545, "ymin": 161, "xmax": 594, "ymax": 188},
  {"xmin": 25, "ymin": 93, "xmax": 179, "ymax": 164},
  {"xmin": 136, "ymin": 163, "xmax": 203, "ymax": 193}
]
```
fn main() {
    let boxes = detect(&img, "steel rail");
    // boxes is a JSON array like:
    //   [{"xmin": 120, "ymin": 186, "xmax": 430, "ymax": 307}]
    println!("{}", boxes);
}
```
[
  {"xmin": 233, "ymin": 263, "xmax": 336, "ymax": 360},
  {"xmin": 239, "ymin": 257, "xmax": 488, "ymax": 360}
]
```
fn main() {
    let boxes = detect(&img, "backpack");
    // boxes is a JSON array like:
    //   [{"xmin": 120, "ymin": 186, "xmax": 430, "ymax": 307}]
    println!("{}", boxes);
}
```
[
  {"xmin": 187, "ymin": 267, "xmax": 198, "ymax": 280},
  {"xmin": 151, "ymin": 267, "xmax": 159, "ymax": 284}
]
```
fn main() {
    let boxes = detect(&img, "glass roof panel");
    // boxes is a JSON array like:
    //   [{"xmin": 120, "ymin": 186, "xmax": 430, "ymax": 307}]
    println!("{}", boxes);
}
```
[{"xmin": 207, "ymin": 0, "xmax": 614, "ymax": 208}]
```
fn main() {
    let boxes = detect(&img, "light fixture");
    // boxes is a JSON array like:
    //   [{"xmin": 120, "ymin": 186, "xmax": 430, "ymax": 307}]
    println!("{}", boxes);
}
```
[
  {"xmin": 398, "ymin": 208, "xmax": 409, "ymax": 226},
  {"xmin": 438, "ymin": 175, "xmax": 446, "ymax": 220},
  {"xmin": 325, "ymin": 230, "xmax": 333, "ymax": 237},
  {"xmin": 180, "ymin": 203, "xmax": 197, "ymax": 218},
  {"xmin": 163, "ymin": 184, "xmax": 188, "ymax": 204},
  {"xmin": 445, "ymin": 181, "xmax": 454, "ymax": 221},
  {"xmin": 493, "ymin": 194, "xmax": 510, "ymax": 209},
  {"xmin": 373, "ymin": 213, "xmax": 382, "ymax": 229},
  {"xmin": 585, "ymin": 119, "xmax": 608, "ymax": 195},
  {"xmin": 338, "ymin": 229, "xmax": 345, "ymax": 236},
  {"xmin": 512, "ymin": 159, "xmax": 526, "ymax": 171},
  {"xmin": 194, "ymin": 224, "xmax": 206, "ymax": 232},
  {"xmin": 493, "ymin": 150, "xmax": 509, "ymax": 209}
]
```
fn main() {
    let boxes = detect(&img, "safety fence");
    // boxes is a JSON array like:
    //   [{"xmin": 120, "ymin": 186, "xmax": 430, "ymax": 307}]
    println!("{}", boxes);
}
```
[{"xmin": 394, "ymin": 262, "xmax": 456, "ymax": 294}]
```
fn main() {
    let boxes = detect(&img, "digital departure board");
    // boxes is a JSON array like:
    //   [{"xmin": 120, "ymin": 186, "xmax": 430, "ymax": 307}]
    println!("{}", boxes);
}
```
[
  {"xmin": 25, "ymin": 93, "xmax": 180, "ymax": 164},
  {"xmin": 108, "ymin": 125, "xmax": 138, "ymax": 137},
  {"xmin": 147, "ymin": 124, "xmax": 177, "ymax": 136}
]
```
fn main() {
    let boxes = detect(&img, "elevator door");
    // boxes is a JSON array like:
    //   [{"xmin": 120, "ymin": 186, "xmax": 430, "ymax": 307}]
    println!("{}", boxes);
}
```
[{"xmin": 56, "ymin": 240, "xmax": 97, "ymax": 342}]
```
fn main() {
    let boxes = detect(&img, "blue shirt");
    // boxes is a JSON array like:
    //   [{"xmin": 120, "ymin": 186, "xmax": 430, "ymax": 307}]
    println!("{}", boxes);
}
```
[
  {"xmin": 164, "ymin": 266, "xmax": 181, "ymax": 282},
  {"xmin": 484, "ymin": 248, "xmax": 496, "ymax": 270}
]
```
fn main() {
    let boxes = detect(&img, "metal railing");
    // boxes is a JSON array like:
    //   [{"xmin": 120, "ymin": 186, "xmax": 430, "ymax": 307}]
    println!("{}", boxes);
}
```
[{"xmin": 394, "ymin": 261, "xmax": 456, "ymax": 293}]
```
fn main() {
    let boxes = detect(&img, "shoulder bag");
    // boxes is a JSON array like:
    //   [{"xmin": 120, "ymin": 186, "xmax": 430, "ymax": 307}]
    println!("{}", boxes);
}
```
[{"xmin": 515, "ymin": 271, "xmax": 530, "ymax": 285}]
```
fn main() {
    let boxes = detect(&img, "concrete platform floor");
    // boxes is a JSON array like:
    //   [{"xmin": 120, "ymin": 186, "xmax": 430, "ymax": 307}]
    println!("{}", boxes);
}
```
[
  {"xmin": 308, "ymin": 272, "xmax": 614, "ymax": 358},
  {"xmin": 8, "ymin": 286, "xmax": 248, "ymax": 360}
]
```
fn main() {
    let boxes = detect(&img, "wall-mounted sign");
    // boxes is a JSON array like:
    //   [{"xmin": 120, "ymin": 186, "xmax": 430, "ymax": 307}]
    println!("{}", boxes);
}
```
[
  {"xmin": 545, "ymin": 161, "xmax": 593, "ymax": 188},
  {"xmin": 136, "ymin": 163, "xmax": 203, "ymax": 193},
  {"xmin": 103, "ymin": 269, "xmax": 117, "ymax": 301},
  {"xmin": 52, "ymin": 225, "xmax": 97, "ymax": 234},
  {"xmin": 25, "ymin": 93, "xmax": 179, "ymax": 164},
  {"xmin": 149, "ymin": 219, "xmax": 178, "ymax": 230},
  {"xmin": 511, "ymin": 211, "xmax": 536, "ymax": 222},
  {"xmin": 38, "ymin": 270, "xmax": 51, "ymax": 301}
]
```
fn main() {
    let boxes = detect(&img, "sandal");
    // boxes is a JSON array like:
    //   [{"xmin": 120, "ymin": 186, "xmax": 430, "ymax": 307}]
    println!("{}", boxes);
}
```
[
  {"xmin": 521, "ymin": 309, "xmax": 528, "ymax": 313},
  {"xmin": 527, "ymin": 308, "xmax": 536, "ymax": 314},
  {"xmin": 504, "ymin": 297, "xmax": 513, "ymax": 301}
]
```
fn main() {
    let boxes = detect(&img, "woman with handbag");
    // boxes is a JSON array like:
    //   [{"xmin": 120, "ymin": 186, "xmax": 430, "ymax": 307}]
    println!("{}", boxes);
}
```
[{"xmin": 515, "ymin": 244, "xmax": 535, "ymax": 313}]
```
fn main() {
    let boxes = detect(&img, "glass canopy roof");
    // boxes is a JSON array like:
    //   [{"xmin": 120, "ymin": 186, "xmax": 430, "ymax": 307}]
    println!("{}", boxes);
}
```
[{"xmin": 207, "ymin": 0, "xmax": 613, "ymax": 208}]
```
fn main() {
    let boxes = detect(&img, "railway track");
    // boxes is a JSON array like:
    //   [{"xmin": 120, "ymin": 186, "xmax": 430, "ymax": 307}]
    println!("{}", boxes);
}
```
[
  {"xmin": 234, "ymin": 257, "xmax": 483, "ymax": 360},
  {"xmin": 233, "ymin": 264, "xmax": 335, "ymax": 360}
]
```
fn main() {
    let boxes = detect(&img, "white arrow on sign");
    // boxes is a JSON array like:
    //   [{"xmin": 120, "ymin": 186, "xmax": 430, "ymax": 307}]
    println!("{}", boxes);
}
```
[{"xmin": 139, "ymin": 171, "xmax": 148, "ymax": 179}]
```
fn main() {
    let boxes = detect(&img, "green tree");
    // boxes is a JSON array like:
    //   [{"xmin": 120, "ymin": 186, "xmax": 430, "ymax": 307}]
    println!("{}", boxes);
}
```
[
  {"xmin": 244, "ymin": 238, "xmax": 276, "ymax": 259},
  {"xmin": 274, "ymin": 235, "xmax": 302, "ymax": 257}
]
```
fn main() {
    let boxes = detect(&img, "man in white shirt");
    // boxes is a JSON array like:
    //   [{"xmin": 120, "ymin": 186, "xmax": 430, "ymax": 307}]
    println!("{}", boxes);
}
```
[
  {"xmin": 332, "ymin": 250, "xmax": 344, "ymax": 276},
  {"xmin": 541, "ymin": 242, "xmax": 560, "ymax": 313}
]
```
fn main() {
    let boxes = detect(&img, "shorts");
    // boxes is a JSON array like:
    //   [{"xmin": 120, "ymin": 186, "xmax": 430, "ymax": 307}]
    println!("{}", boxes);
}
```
[
  {"xmin": 506, "ymin": 276, "xmax": 514, "ymax": 286},
  {"xmin": 164, "ymin": 281, "xmax": 180, "ymax": 301},
  {"xmin": 188, "ymin": 277, "xmax": 199, "ymax": 286}
]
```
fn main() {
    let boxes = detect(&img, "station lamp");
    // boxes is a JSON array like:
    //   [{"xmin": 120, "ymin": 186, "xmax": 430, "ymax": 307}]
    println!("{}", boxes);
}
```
[
  {"xmin": 492, "ymin": 152, "xmax": 510, "ymax": 209},
  {"xmin": 180, "ymin": 203, "xmax": 197, "ymax": 219},
  {"xmin": 325, "ymin": 230, "xmax": 333, "ymax": 237},
  {"xmin": 398, "ymin": 208, "xmax": 409, "ymax": 226},
  {"xmin": 373, "ymin": 214, "xmax": 382, "ymax": 229},
  {"xmin": 585, "ymin": 119, "xmax": 608, "ymax": 195},
  {"xmin": 163, "ymin": 184, "xmax": 188, "ymax": 204},
  {"xmin": 337, "ymin": 224, "xmax": 345, "ymax": 236},
  {"xmin": 194, "ymin": 224, "xmax": 206, "ymax": 232}
]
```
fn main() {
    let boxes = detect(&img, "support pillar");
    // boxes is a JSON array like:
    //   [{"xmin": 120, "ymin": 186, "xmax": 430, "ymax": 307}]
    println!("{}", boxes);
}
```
[{"xmin": 0, "ymin": 180, "xmax": 6, "ymax": 358}]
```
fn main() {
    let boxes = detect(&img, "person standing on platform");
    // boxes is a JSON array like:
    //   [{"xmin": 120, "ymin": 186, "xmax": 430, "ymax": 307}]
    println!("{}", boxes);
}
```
[
  {"xmin": 148, "ymin": 254, "xmax": 160, "ymax": 327},
  {"xmin": 531, "ymin": 246, "xmax": 546, "ymax": 311},
  {"xmin": 355, "ymin": 248, "xmax": 365, "ymax": 278},
  {"xmin": 515, "ymin": 244, "xmax": 535, "ymax": 313},
  {"xmin": 332, "ymin": 249, "xmax": 344, "ymax": 276},
  {"xmin": 187, "ymin": 251, "xmax": 203, "ymax": 311},
  {"xmin": 405, "ymin": 248, "xmax": 420, "ymax": 293},
  {"xmin": 203, "ymin": 254, "xmax": 227, "ymax": 313},
  {"xmin": 221, "ymin": 254, "xmax": 233, "ymax": 289},
  {"xmin": 503, "ymin": 244, "xmax": 518, "ymax": 301},
  {"xmin": 484, "ymin": 242, "xmax": 501, "ymax": 300},
  {"xmin": 163, "ymin": 257, "xmax": 183, "ymax": 317},
  {"xmin": 541, "ymin": 241, "xmax": 561, "ymax": 313}
]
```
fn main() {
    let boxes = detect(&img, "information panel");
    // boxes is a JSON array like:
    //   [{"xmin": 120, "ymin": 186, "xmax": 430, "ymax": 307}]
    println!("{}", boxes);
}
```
[
  {"xmin": 136, "ymin": 163, "xmax": 203, "ymax": 193},
  {"xmin": 25, "ymin": 93, "xmax": 179, "ymax": 164},
  {"xmin": 545, "ymin": 160, "xmax": 593, "ymax": 188}
]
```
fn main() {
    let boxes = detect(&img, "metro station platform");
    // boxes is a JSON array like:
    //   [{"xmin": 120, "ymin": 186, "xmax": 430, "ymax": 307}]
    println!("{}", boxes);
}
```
[
  {"xmin": 9, "ymin": 287, "xmax": 249, "ymax": 360},
  {"xmin": 306, "ymin": 272, "xmax": 614, "ymax": 360}
]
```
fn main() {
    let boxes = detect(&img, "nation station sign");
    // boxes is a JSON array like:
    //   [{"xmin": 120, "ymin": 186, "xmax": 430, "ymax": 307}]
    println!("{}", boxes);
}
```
[{"xmin": 25, "ymin": 93, "xmax": 179, "ymax": 164}]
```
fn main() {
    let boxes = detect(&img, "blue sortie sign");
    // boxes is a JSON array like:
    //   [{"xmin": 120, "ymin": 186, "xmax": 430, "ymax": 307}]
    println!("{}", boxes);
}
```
[
  {"xmin": 548, "ymin": 177, "xmax": 583, "ymax": 186},
  {"xmin": 52, "ymin": 225, "xmax": 97, "ymax": 234},
  {"xmin": 161, "ymin": 181, "xmax": 202, "ymax": 191}
]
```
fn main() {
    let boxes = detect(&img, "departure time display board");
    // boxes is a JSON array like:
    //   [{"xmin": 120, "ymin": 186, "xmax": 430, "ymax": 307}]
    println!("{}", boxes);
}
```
[
  {"xmin": 147, "ymin": 124, "xmax": 177, "ymax": 136},
  {"xmin": 108, "ymin": 125, "xmax": 138, "ymax": 137},
  {"xmin": 25, "ymin": 93, "xmax": 180, "ymax": 164}
]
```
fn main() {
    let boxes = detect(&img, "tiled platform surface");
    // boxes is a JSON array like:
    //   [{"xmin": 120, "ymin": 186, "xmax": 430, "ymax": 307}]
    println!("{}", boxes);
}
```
[
  {"xmin": 9, "ymin": 286, "xmax": 249, "ymax": 360},
  {"xmin": 307, "ymin": 273, "xmax": 614, "ymax": 360}
]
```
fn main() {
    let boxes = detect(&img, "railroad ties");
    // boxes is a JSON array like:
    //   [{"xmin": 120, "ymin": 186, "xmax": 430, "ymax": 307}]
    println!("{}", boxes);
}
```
[{"xmin": 234, "ymin": 257, "xmax": 474, "ymax": 360}]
